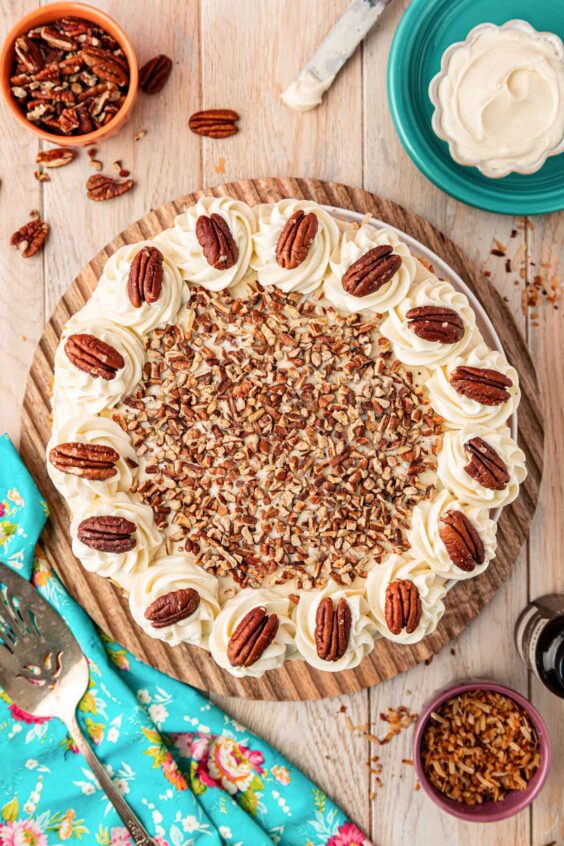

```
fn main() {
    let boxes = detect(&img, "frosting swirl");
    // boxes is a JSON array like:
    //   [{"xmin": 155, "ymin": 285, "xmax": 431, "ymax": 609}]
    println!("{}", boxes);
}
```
[
  {"xmin": 281, "ymin": 69, "xmax": 335, "ymax": 112},
  {"xmin": 251, "ymin": 200, "xmax": 340, "ymax": 293},
  {"xmin": 129, "ymin": 554, "xmax": 220, "ymax": 648},
  {"xmin": 366, "ymin": 553, "xmax": 447, "ymax": 644},
  {"xmin": 294, "ymin": 581, "xmax": 375, "ymax": 672}
]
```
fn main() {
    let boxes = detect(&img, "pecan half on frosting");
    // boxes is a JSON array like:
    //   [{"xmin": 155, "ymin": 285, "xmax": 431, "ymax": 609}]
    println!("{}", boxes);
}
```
[
  {"xmin": 314, "ymin": 596, "xmax": 352, "ymax": 661},
  {"xmin": 196, "ymin": 213, "xmax": 238, "ymax": 270},
  {"xmin": 49, "ymin": 442, "xmax": 119, "ymax": 480},
  {"xmin": 385, "ymin": 579, "xmax": 422, "ymax": 635},
  {"xmin": 406, "ymin": 306, "xmax": 464, "ymax": 344},
  {"xmin": 145, "ymin": 588, "xmax": 200, "ymax": 628},
  {"xmin": 227, "ymin": 606, "xmax": 279, "ymax": 668},
  {"xmin": 450, "ymin": 366, "xmax": 512, "ymax": 406},
  {"xmin": 275, "ymin": 210, "xmax": 318, "ymax": 270},
  {"xmin": 439, "ymin": 509, "xmax": 485, "ymax": 572},
  {"xmin": 77, "ymin": 515, "xmax": 136, "ymax": 553},
  {"xmin": 464, "ymin": 437, "xmax": 510, "ymax": 491},
  {"xmin": 64, "ymin": 333, "xmax": 125, "ymax": 380},
  {"xmin": 127, "ymin": 246, "xmax": 164, "ymax": 307},
  {"xmin": 342, "ymin": 245, "xmax": 402, "ymax": 298}
]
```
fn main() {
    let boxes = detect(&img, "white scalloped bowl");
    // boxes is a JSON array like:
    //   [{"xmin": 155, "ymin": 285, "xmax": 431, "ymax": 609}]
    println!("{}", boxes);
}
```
[{"xmin": 429, "ymin": 20, "xmax": 564, "ymax": 179}]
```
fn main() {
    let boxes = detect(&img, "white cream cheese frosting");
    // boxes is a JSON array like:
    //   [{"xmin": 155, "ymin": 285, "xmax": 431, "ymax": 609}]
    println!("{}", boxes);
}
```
[
  {"xmin": 380, "ymin": 276, "xmax": 476, "ymax": 368},
  {"xmin": 209, "ymin": 589, "xmax": 296, "ymax": 678},
  {"xmin": 294, "ymin": 581, "xmax": 376, "ymax": 672},
  {"xmin": 324, "ymin": 225, "xmax": 417, "ymax": 314},
  {"xmin": 251, "ymin": 200, "xmax": 340, "ymax": 293},
  {"xmin": 281, "ymin": 68, "xmax": 335, "ymax": 112},
  {"xmin": 430, "ymin": 21, "xmax": 564, "ymax": 177},
  {"xmin": 407, "ymin": 488, "xmax": 497, "ymax": 581},
  {"xmin": 366, "ymin": 553, "xmax": 447, "ymax": 644},
  {"xmin": 438, "ymin": 424, "xmax": 527, "ymax": 508},
  {"xmin": 154, "ymin": 196, "xmax": 256, "ymax": 291},
  {"xmin": 129, "ymin": 554, "xmax": 220, "ymax": 648}
]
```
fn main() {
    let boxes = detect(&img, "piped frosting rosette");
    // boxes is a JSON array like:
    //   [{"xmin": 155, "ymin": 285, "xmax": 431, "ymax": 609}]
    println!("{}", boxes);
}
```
[
  {"xmin": 294, "ymin": 581, "xmax": 375, "ymax": 672},
  {"xmin": 324, "ymin": 225, "xmax": 417, "ymax": 314},
  {"xmin": 380, "ymin": 276, "xmax": 476, "ymax": 367},
  {"xmin": 366, "ymin": 553, "xmax": 447, "ymax": 644},
  {"xmin": 209, "ymin": 589, "xmax": 296, "ymax": 678},
  {"xmin": 438, "ymin": 424, "xmax": 527, "ymax": 508},
  {"xmin": 426, "ymin": 339, "xmax": 520, "ymax": 429},
  {"xmin": 154, "ymin": 196, "xmax": 256, "ymax": 291},
  {"xmin": 83, "ymin": 240, "xmax": 187, "ymax": 335},
  {"xmin": 70, "ymin": 492, "xmax": 162, "ymax": 588},
  {"xmin": 47, "ymin": 414, "xmax": 138, "ymax": 505},
  {"xmin": 251, "ymin": 199, "xmax": 340, "ymax": 293},
  {"xmin": 407, "ymin": 488, "xmax": 497, "ymax": 581},
  {"xmin": 52, "ymin": 319, "xmax": 146, "ymax": 421},
  {"xmin": 129, "ymin": 554, "xmax": 220, "ymax": 648}
]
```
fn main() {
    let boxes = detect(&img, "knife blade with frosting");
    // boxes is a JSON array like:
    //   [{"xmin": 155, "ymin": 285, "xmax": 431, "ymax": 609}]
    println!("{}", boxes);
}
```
[{"xmin": 281, "ymin": 0, "xmax": 394, "ymax": 112}]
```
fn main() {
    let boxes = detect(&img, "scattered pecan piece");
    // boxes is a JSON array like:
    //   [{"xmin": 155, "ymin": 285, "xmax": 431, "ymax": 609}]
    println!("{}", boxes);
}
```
[
  {"xmin": 49, "ymin": 442, "xmax": 119, "ymax": 480},
  {"xmin": 342, "ymin": 245, "xmax": 402, "ymax": 298},
  {"xmin": 464, "ymin": 437, "xmax": 510, "ymax": 491},
  {"xmin": 188, "ymin": 109, "xmax": 239, "ymax": 138},
  {"xmin": 439, "ymin": 509, "xmax": 485, "ymax": 572},
  {"xmin": 77, "ymin": 515, "xmax": 136, "ymax": 552},
  {"xmin": 64, "ymin": 333, "xmax": 125, "ymax": 379},
  {"xmin": 196, "ymin": 213, "xmax": 238, "ymax": 269},
  {"xmin": 127, "ymin": 246, "xmax": 164, "ymax": 307},
  {"xmin": 276, "ymin": 210, "xmax": 318, "ymax": 270},
  {"xmin": 10, "ymin": 215, "xmax": 49, "ymax": 258},
  {"xmin": 385, "ymin": 580, "xmax": 422, "ymax": 635},
  {"xmin": 139, "ymin": 54, "xmax": 173, "ymax": 94},
  {"xmin": 406, "ymin": 306, "xmax": 465, "ymax": 344},
  {"xmin": 36, "ymin": 147, "xmax": 76, "ymax": 168},
  {"xmin": 227, "ymin": 606, "xmax": 279, "ymax": 668},
  {"xmin": 86, "ymin": 173, "xmax": 134, "ymax": 201},
  {"xmin": 450, "ymin": 366, "xmax": 512, "ymax": 406},
  {"xmin": 315, "ymin": 596, "xmax": 352, "ymax": 661},
  {"xmin": 145, "ymin": 588, "xmax": 200, "ymax": 628}
]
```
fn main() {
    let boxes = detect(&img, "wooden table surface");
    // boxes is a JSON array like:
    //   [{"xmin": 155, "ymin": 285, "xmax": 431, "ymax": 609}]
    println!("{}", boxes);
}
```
[{"xmin": 1, "ymin": 2, "xmax": 562, "ymax": 844}]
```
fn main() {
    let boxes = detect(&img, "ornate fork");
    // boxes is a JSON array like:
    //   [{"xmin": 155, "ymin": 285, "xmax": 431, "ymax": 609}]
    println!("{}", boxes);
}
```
[{"xmin": 0, "ymin": 562, "xmax": 156, "ymax": 846}]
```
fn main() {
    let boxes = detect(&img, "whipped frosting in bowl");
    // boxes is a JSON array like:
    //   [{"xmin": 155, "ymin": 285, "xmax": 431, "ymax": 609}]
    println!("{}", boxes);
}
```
[{"xmin": 429, "ymin": 20, "xmax": 564, "ymax": 178}]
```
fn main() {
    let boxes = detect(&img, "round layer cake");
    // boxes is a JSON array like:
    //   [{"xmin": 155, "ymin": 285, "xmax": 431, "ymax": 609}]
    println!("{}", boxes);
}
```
[{"xmin": 48, "ymin": 196, "xmax": 527, "ymax": 677}]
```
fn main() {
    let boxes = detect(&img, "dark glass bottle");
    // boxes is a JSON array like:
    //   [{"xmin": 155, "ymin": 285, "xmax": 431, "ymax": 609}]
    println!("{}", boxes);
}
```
[{"xmin": 515, "ymin": 595, "xmax": 564, "ymax": 699}]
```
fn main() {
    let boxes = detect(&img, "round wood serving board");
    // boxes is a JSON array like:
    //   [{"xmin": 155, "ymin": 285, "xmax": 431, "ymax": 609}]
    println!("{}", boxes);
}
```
[{"xmin": 20, "ymin": 178, "xmax": 544, "ymax": 701}]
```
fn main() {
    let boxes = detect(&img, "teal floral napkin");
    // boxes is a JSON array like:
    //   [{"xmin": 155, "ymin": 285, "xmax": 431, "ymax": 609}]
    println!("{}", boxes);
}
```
[{"xmin": 0, "ymin": 434, "xmax": 372, "ymax": 846}]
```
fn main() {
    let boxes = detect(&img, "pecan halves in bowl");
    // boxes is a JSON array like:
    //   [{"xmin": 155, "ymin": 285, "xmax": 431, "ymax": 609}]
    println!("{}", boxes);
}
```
[
  {"xmin": 76, "ymin": 515, "xmax": 136, "ymax": 553},
  {"xmin": 464, "ymin": 437, "xmax": 510, "ymax": 491},
  {"xmin": 314, "ymin": 596, "xmax": 352, "ymax": 661},
  {"xmin": 127, "ymin": 246, "xmax": 164, "ymax": 307},
  {"xmin": 145, "ymin": 588, "xmax": 200, "ymax": 628},
  {"xmin": 196, "ymin": 213, "xmax": 238, "ymax": 270},
  {"xmin": 227, "ymin": 606, "xmax": 279, "ymax": 668},
  {"xmin": 385, "ymin": 579, "xmax": 422, "ymax": 636},
  {"xmin": 439, "ymin": 509, "xmax": 485, "ymax": 572},
  {"xmin": 276, "ymin": 210, "xmax": 318, "ymax": 270},
  {"xmin": 64, "ymin": 333, "xmax": 125, "ymax": 380},
  {"xmin": 450, "ymin": 366, "xmax": 513, "ymax": 406},
  {"xmin": 188, "ymin": 109, "xmax": 239, "ymax": 138},
  {"xmin": 342, "ymin": 245, "xmax": 402, "ymax": 298},
  {"xmin": 406, "ymin": 306, "xmax": 464, "ymax": 344},
  {"xmin": 49, "ymin": 442, "xmax": 119, "ymax": 480}
]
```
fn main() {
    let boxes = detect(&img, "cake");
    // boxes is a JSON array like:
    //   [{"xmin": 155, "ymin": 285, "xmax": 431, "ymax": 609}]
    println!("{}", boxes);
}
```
[{"xmin": 48, "ymin": 195, "xmax": 527, "ymax": 677}]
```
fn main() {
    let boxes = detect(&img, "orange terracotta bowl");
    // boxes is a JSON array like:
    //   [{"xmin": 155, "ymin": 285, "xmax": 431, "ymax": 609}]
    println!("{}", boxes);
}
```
[{"xmin": 0, "ymin": 2, "xmax": 138, "ymax": 147}]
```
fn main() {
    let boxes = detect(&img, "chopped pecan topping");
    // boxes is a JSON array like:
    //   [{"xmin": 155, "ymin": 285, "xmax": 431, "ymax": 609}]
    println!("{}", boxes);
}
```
[
  {"xmin": 195, "ymin": 213, "xmax": 238, "ymax": 270},
  {"xmin": 77, "ymin": 515, "xmax": 136, "ymax": 552},
  {"xmin": 226, "ymin": 606, "xmax": 279, "ymax": 668},
  {"xmin": 86, "ymin": 173, "xmax": 134, "ymax": 201},
  {"xmin": 139, "ymin": 54, "xmax": 173, "ymax": 94},
  {"xmin": 49, "ymin": 442, "xmax": 119, "ymax": 480},
  {"xmin": 275, "ymin": 210, "xmax": 318, "ymax": 270},
  {"xmin": 64, "ymin": 333, "xmax": 125, "ymax": 380},
  {"xmin": 10, "ymin": 215, "xmax": 49, "ymax": 258},
  {"xmin": 145, "ymin": 588, "xmax": 200, "ymax": 628},
  {"xmin": 406, "ymin": 306, "xmax": 464, "ymax": 344},
  {"xmin": 450, "ymin": 366, "xmax": 512, "ymax": 406},
  {"xmin": 188, "ymin": 109, "xmax": 239, "ymax": 138},
  {"xmin": 439, "ymin": 509, "xmax": 485, "ymax": 572},
  {"xmin": 127, "ymin": 246, "xmax": 164, "ymax": 307},
  {"xmin": 314, "ymin": 596, "xmax": 352, "ymax": 661},
  {"xmin": 464, "ymin": 437, "xmax": 510, "ymax": 491},
  {"xmin": 36, "ymin": 147, "xmax": 76, "ymax": 168},
  {"xmin": 385, "ymin": 579, "xmax": 422, "ymax": 635},
  {"xmin": 342, "ymin": 245, "xmax": 402, "ymax": 298}
]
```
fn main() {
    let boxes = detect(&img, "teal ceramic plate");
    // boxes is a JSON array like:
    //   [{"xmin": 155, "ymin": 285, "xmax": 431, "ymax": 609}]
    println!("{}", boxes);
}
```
[{"xmin": 387, "ymin": 0, "xmax": 564, "ymax": 215}]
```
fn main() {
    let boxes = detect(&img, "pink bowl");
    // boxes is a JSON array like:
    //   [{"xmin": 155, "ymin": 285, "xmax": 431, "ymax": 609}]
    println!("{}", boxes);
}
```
[{"xmin": 413, "ymin": 679, "xmax": 551, "ymax": 822}]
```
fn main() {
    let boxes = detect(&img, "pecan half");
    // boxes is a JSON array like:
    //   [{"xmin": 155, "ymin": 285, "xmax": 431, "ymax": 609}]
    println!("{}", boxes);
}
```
[
  {"xmin": 77, "ymin": 515, "xmax": 136, "ymax": 552},
  {"xmin": 49, "ymin": 442, "xmax": 119, "ymax": 480},
  {"xmin": 342, "ymin": 245, "xmax": 402, "ymax": 298},
  {"xmin": 40, "ymin": 25, "xmax": 76, "ymax": 51},
  {"xmin": 14, "ymin": 36, "xmax": 44, "ymax": 73},
  {"xmin": 314, "ymin": 596, "xmax": 352, "ymax": 661},
  {"xmin": 188, "ymin": 109, "xmax": 239, "ymax": 138},
  {"xmin": 385, "ymin": 580, "xmax": 422, "ymax": 635},
  {"xmin": 10, "ymin": 216, "xmax": 49, "ymax": 258},
  {"xmin": 127, "ymin": 246, "xmax": 164, "ymax": 307},
  {"xmin": 81, "ymin": 47, "xmax": 128, "ymax": 87},
  {"xmin": 464, "ymin": 437, "xmax": 510, "ymax": 491},
  {"xmin": 145, "ymin": 588, "xmax": 200, "ymax": 628},
  {"xmin": 64, "ymin": 333, "xmax": 125, "ymax": 380},
  {"xmin": 196, "ymin": 213, "xmax": 238, "ymax": 270},
  {"xmin": 450, "ymin": 366, "xmax": 513, "ymax": 406},
  {"xmin": 36, "ymin": 147, "xmax": 76, "ymax": 168},
  {"xmin": 227, "ymin": 606, "xmax": 279, "ymax": 668},
  {"xmin": 275, "ymin": 210, "xmax": 318, "ymax": 270},
  {"xmin": 406, "ymin": 306, "xmax": 465, "ymax": 344},
  {"xmin": 139, "ymin": 54, "xmax": 173, "ymax": 94},
  {"xmin": 439, "ymin": 509, "xmax": 485, "ymax": 572},
  {"xmin": 86, "ymin": 174, "xmax": 134, "ymax": 201}
]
